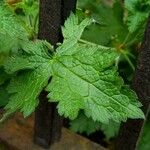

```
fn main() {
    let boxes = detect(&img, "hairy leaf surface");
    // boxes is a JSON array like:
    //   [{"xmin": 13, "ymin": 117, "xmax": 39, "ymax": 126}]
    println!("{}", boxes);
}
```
[
  {"xmin": 125, "ymin": 0, "xmax": 150, "ymax": 32},
  {"xmin": 3, "ymin": 41, "xmax": 53, "ymax": 117},
  {"xmin": 0, "ymin": 4, "xmax": 28, "ymax": 53},
  {"xmin": 47, "ymin": 43, "xmax": 144, "ymax": 123},
  {"xmin": 70, "ymin": 112, "xmax": 120, "ymax": 139},
  {"xmin": 46, "ymin": 14, "xmax": 144, "ymax": 123},
  {"xmin": 1, "ymin": 13, "xmax": 144, "ymax": 124},
  {"xmin": 70, "ymin": 113, "xmax": 101, "ymax": 135}
]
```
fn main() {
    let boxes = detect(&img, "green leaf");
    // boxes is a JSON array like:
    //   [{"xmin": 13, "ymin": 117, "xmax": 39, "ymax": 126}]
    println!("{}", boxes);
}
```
[
  {"xmin": 48, "ymin": 44, "xmax": 144, "ymax": 123},
  {"xmin": 46, "ymin": 14, "xmax": 144, "ymax": 124},
  {"xmin": 11, "ymin": 0, "xmax": 39, "ymax": 31},
  {"xmin": 2, "ymin": 13, "xmax": 144, "ymax": 125},
  {"xmin": 125, "ymin": 0, "xmax": 150, "ymax": 33},
  {"xmin": 127, "ymin": 12, "xmax": 148, "ymax": 33},
  {"xmin": 78, "ymin": 0, "xmax": 128, "ymax": 45},
  {"xmin": 62, "ymin": 13, "xmax": 92, "ymax": 41},
  {"xmin": 0, "ymin": 4, "xmax": 28, "ymax": 53},
  {"xmin": 0, "ymin": 33, "xmax": 16, "ymax": 53},
  {"xmin": 13, "ymin": 0, "xmax": 39, "ymax": 16},
  {"xmin": 70, "ymin": 112, "xmax": 120, "ymax": 139},
  {"xmin": 3, "ymin": 40, "xmax": 52, "ymax": 117},
  {"xmin": 57, "ymin": 13, "xmax": 92, "ymax": 55},
  {"xmin": 70, "ymin": 112, "xmax": 101, "ymax": 135},
  {"xmin": 5, "ymin": 40, "xmax": 53, "ymax": 74},
  {"xmin": 0, "ymin": 83, "xmax": 10, "ymax": 107},
  {"xmin": 100, "ymin": 120, "xmax": 120, "ymax": 140},
  {"xmin": 0, "ymin": 67, "xmax": 10, "ymax": 85}
]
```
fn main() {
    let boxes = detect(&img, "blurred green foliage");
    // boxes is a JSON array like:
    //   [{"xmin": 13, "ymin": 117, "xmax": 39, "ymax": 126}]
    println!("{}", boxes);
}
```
[{"xmin": 138, "ymin": 114, "xmax": 150, "ymax": 150}]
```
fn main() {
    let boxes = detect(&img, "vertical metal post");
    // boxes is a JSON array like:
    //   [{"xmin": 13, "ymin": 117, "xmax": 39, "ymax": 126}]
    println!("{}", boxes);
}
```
[
  {"xmin": 115, "ymin": 17, "xmax": 150, "ymax": 150},
  {"xmin": 34, "ymin": 0, "xmax": 77, "ymax": 148},
  {"xmin": 61, "ymin": 0, "xmax": 77, "ymax": 21}
]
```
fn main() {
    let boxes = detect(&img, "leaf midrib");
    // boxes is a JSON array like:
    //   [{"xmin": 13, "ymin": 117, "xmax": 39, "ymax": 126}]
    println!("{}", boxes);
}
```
[{"xmin": 56, "ymin": 58, "xmax": 133, "ymax": 113}]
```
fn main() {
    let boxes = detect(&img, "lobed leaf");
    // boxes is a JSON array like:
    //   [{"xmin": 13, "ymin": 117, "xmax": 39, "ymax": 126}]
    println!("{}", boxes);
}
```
[
  {"xmin": 70, "ymin": 112, "xmax": 120, "ymax": 139},
  {"xmin": 47, "ymin": 43, "xmax": 144, "ymax": 123},
  {"xmin": 1, "ymin": 13, "xmax": 144, "ymax": 125},
  {"xmin": 5, "ymin": 40, "xmax": 53, "ymax": 74},
  {"xmin": 125, "ymin": 0, "xmax": 150, "ymax": 33},
  {"xmin": 0, "ymin": 4, "xmax": 28, "ymax": 53},
  {"xmin": 46, "ymin": 14, "xmax": 144, "ymax": 123},
  {"xmin": 3, "ymin": 41, "xmax": 52, "ymax": 117},
  {"xmin": 70, "ymin": 113, "xmax": 101, "ymax": 135}
]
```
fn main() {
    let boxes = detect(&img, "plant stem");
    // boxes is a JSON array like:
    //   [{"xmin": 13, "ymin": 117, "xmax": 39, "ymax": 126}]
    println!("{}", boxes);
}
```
[
  {"xmin": 33, "ymin": 13, "xmax": 39, "ymax": 32},
  {"xmin": 122, "ymin": 51, "xmax": 135, "ymax": 71},
  {"xmin": 121, "ymin": 32, "xmax": 131, "ymax": 47},
  {"xmin": 0, "ymin": 112, "xmax": 12, "ymax": 123},
  {"xmin": 78, "ymin": 39, "xmax": 114, "ymax": 50},
  {"xmin": 28, "ymin": 14, "xmax": 33, "ymax": 27}
]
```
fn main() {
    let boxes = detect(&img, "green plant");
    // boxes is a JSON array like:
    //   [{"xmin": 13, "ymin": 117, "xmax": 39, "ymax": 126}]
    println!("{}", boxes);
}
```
[
  {"xmin": 70, "ymin": 112, "xmax": 120, "ymax": 140},
  {"xmin": 0, "ymin": 0, "xmax": 149, "ymax": 140},
  {"xmin": 138, "ymin": 114, "xmax": 150, "ymax": 150},
  {"xmin": 69, "ymin": 0, "xmax": 150, "ymax": 138}
]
